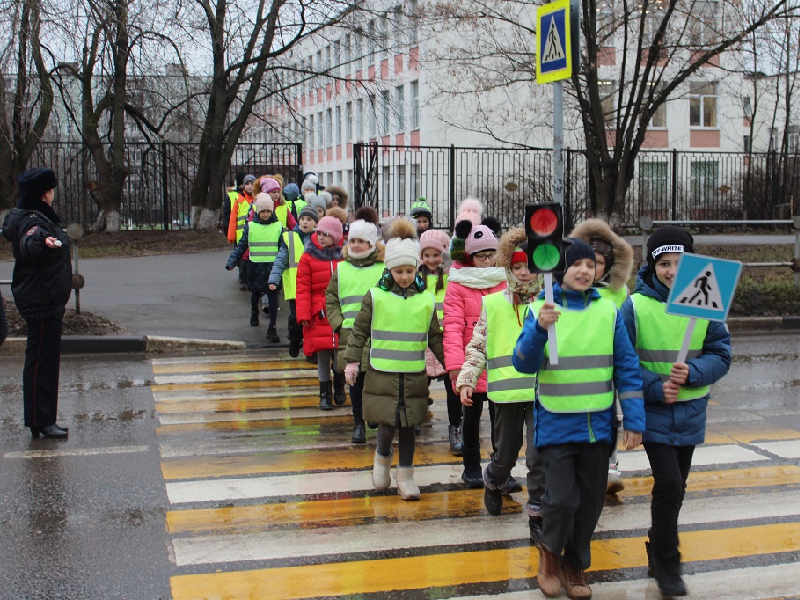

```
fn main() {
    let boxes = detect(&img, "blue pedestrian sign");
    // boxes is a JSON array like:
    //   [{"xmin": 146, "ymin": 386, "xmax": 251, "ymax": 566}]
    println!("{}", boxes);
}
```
[
  {"xmin": 666, "ymin": 254, "xmax": 743, "ymax": 322},
  {"xmin": 536, "ymin": 0, "xmax": 573, "ymax": 83}
]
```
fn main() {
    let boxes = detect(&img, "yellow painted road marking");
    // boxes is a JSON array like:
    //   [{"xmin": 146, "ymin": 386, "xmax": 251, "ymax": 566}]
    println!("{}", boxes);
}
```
[
  {"xmin": 166, "ymin": 465, "xmax": 800, "ymax": 534},
  {"xmin": 150, "ymin": 377, "xmax": 319, "ymax": 392},
  {"xmin": 167, "ymin": 489, "xmax": 517, "ymax": 533},
  {"xmin": 170, "ymin": 522, "xmax": 800, "ymax": 599},
  {"xmin": 152, "ymin": 360, "xmax": 314, "ymax": 374},
  {"xmin": 155, "ymin": 395, "xmax": 321, "ymax": 414},
  {"xmin": 156, "ymin": 415, "xmax": 353, "ymax": 436},
  {"xmin": 705, "ymin": 422, "xmax": 800, "ymax": 444}
]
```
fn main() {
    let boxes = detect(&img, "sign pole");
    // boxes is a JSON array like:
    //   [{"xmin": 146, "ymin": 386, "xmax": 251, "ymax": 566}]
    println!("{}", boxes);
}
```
[
  {"xmin": 676, "ymin": 318, "xmax": 697, "ymax": 364},
  {"xmin": 544, "ymin": 273, "xmax": 559, "ymax": 364},
  {"xmin": 553, "ymin": 80, "xmax": 564, "ymax": 207}
]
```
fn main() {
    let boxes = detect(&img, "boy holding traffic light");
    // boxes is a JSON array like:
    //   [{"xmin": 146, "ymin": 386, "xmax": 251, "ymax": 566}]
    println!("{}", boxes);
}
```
[{"xmin": 513, "ymin": 238, "xmax": 645, "ymax": 600}]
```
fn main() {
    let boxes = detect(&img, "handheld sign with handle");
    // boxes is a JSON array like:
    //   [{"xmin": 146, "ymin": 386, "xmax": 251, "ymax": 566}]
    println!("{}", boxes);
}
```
[
  {"xmin": 665, "ymin": 253, "xmax": 743, "ymax": 362},
  {"xmin": 525, "ymin": 203, "xmax": 564, "ymax": 364}
]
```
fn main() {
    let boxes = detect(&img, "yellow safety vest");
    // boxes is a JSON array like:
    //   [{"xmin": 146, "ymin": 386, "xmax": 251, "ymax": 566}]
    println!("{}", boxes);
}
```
[
  {"xmin": 235, "ymin": 196, "xmax": 252, "ymax": 243},
  {"xmin": 484, "ymin": 292, "xmax": 537, "ymax": 403},
  {"xmin": 598, "ymin": 285, "xmax": 628, "ymax": 309},
  {"xmin": 426, "ymin": 273, "xmax": 448, "ymax": 323},
  {"xmin": 281, "ymin": 230, "xmax": 305, "ymax": 300},
  {"xmin": 275, "ymin": 202, "xmax": 289, "ymax": 228},
  {"xmin": 531, "ymin": 297, "xmax": 617, "ymax": 413},
  {"xmin": 630, "ymin": 293, "xmax": 710, "ymax": 401},
  {"xmin": 338, "ymin": 261, "xmax": 385, "ymax": 329},
  {"xmin": 290, "ymin": 198, "xmax": 308, "ymax": 217},
  {"xmin": 228, "ymin": 190, "xmax": 238, "ymax": 209},
  {"xmin": 248, "ymin": 221, "xmax": 283, "ymax": 263},
  {"xmin": 369, "ymin": 289, "xmax": 434, "ymax": 372}
]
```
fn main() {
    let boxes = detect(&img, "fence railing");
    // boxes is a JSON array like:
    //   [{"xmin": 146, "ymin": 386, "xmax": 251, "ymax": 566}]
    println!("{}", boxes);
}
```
[
  {"xmin": 353, "ymin": 143, "xmax": 799, "ymax": 232},
  {"xmin": 26, "ymin": 141, "xmax": 303, "ymax": 229}
]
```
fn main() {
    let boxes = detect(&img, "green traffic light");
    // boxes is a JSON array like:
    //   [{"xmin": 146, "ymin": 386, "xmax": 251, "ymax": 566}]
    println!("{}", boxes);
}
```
[{"xmin": 532, "ymin": 243, "xmax": 561, "ymax": 271}]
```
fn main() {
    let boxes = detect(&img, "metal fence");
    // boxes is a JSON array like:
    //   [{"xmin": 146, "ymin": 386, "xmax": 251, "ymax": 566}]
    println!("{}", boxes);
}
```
[
  {"xmin": 28, "ymin": 141, "xmax": 303, "ymax": 229},
  {"xmin": 354, "ymin": 143, "xmax": 800, "ymax": 232}
]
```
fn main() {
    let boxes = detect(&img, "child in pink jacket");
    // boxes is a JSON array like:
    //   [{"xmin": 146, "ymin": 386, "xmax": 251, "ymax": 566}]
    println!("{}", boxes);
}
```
[{"xmin": 443, "ymin": 216, "xmax": 507, "ymax": 488}]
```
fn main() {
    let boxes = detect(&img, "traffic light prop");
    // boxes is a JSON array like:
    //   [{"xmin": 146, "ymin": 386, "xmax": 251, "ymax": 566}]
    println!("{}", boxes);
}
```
[
  {"xmin": 524, "ymin": 202, "xmax": 563, "ymax": 364},
  {"xmin": 524, "ymin": 203, "xmax": 564, "ymax": 274}
]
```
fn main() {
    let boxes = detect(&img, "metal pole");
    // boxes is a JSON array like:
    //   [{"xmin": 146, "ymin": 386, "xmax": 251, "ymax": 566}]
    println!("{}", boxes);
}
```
[
  {"xmin": 449, "ymin": 144, "xmax": 456, "ymax": 231},
  {"xmin": 553, "ymin": 81, "xmax": 564, "ymax": 206},
  {"xmin": 671, "ymin": 148, "xmax": 678, "ymax": 221},
  {"xmin": 73, "ymin": 240, "xmax": 80, "ymax": 315},
  {"xmin": 794, "ymin": 216, "xmax": 800, "ymax": 289}
]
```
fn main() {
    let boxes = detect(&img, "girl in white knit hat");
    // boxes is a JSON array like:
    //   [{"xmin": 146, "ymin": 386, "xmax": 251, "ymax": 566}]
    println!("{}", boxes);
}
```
[{"xmin": 342, "ymin": 218, "xmax": 445, "ymax": 500}]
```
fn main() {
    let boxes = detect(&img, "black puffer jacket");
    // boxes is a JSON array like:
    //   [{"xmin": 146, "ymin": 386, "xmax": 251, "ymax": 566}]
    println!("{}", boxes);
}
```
[{"xmin": 3, "ymin": 205, "xmax": 71, "ymax": 321}]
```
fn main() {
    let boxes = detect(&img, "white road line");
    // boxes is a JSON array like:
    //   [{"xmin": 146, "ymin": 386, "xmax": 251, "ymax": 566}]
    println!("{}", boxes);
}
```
[
  {"xmin": 170, "ymin": 489, "xmax": 800, "ymax": 566},
  {"xmin": 4, "ymin": 445, "xmax": 150, "ymax": 458},
  {"xmin": 157, "ymin": 407, "xmax": 343, "ymax": 425},
  {"xmin": 752, "ymin": 439, "xmax": 800, "ymax": 458},
  {"xmin": 152, "ymin": 387, "xmax": 317, "ymax": 403},
  {"xmin": 152, "ymin": 369, "xmax": 314, "ymax": 385},
  {"xmin": 453, "ymin": 561, "xmax": 800, "ymax": 600},
  {"xmin": 619, "ymin": 444, "xmax": 768, "ymax": 473}
]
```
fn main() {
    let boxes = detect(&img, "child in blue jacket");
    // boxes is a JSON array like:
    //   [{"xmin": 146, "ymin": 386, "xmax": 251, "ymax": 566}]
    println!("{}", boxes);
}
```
[
  {"xmin": 620, "ymin": 226, "xmax": 731, "ymax": 597},
  {"xmin": 513, "ymin": 238, "xmax": 645, "ymax": 600}
]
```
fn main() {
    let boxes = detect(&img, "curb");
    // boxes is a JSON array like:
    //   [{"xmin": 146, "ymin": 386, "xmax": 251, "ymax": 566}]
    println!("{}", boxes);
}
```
[
  {"xmin": 727, "ymin": 316, "xmax": 800, "ymax": 332},
  {"xmin": 0, "ymin": 335, "xmax": 247, "ymax": 356}
]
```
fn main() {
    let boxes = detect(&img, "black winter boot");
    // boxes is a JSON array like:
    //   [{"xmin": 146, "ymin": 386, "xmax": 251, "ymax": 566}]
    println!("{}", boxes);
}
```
[
  {"xmin": 266, "ymin": 326, "xmax": 280, "ymax": 343},
  {"xmin": 319, "ymin": 381, "xmax": 333, "ymax": 411},
  {"xmin": 461, "ymin": 445, "xmax": 484, "ymax": 488},
  {"xmin": 333, "ymin": 371, "xmax": 347, "ymax": 406},
  {"xmin": 448, "ymin": 424, "xmax": 464, "ymax": 456},
  {"xmin": 288, "ymin": 339, "xmax": 301, "ymax": 358},
  {"xmin": 651, "ymin": 549, "xmax": 687, "ymax": 596},
  {"xmin": 352, "ymin": 420, "xmax": 366, "ymax": 444},
  {"xmin": 250, "ymin": 310, "xmax": 259, "ymax": 326},
  {"xmin": 483, "ymin": 469, "xmax": 503, "ymax": 516}
]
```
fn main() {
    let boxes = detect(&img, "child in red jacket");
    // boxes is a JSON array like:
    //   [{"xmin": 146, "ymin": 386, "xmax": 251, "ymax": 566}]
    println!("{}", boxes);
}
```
[{"xmin": 296, "ymin": 216, "xmax": 343, "ymax": 410}]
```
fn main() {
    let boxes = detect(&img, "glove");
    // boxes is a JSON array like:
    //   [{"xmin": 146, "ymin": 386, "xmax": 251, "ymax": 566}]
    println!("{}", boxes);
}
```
[{"xmin": 345, "ymin": 362, "xmax": 360, "ymax": 386}]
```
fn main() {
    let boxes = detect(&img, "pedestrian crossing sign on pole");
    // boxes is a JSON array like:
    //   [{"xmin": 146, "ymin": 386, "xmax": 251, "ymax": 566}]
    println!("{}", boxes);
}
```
[
  {"xmin": 666, "ymin": 254, "xmax": 743, "ymax": 322},
  {"xmin": 536, "ymin": 0, "xmax": 572, "ymax": 84}
]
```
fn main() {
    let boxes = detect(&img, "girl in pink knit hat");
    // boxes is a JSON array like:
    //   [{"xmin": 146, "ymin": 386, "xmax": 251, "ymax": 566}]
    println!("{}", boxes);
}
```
[{"xmin": 419, "ymin": 228, "xmax": 463, "ymax": 456}]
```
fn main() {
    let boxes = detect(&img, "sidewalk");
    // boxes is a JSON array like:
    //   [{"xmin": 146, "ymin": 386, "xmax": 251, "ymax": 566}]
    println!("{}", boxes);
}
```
[
  {"xmin": 0, "ymin": 249, "xmax": 292, "ymax": 354},
  {"xmin": 1, "ymin": 246, "xmax": 798, "ymax": 355}
]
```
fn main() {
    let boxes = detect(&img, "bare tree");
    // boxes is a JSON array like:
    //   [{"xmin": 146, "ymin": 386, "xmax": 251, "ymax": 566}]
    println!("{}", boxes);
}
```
[
  {"xmin": 0, "ymin": 0, "xmax": 54, "ymax": 210},
  {"xmin": 428, "ymin": 0, "xmax": 799, "ymax": 220},
  {"xmin": 182, "ymin": 0, "xmax": 355, "ymax": 229}
]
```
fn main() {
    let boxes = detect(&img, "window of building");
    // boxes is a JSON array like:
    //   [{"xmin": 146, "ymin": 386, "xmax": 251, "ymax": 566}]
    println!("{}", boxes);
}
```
[
  {"xmin": 346, "ymin": 102, "xmax": 353, "ymax": 142},
  {"xmin": 690, "ymin": 160, "xmax": 719, "ymax": 206},
  {"xmin": 382, "ymin": 165, "xmax": 391, "ymax": 205},
  {"xmin": 308, "ymin": 114, "xmax": 315, "ymax": 150},
  {"xmin": 641, "ymin": 0, "xmax": 666, "ymax": 48},
  {"xmin": 381, "ymin": 90, "xmax": 391, "ymax": 134},
  {"xmin": 392, "ymin": 5, "xmax": 403, "ymax": 47},
  {"xmin": 743, "ymin": 134, "xmax": 751, "ymax": 153},
  {"xmin": 343, "ymin": 34, "xmax": 351, "ymax": 74},
  {"xmin": 598, "ymin": 80, "xmax": 616, "ymax": 127},
  {"xmin": 325, "ymin": 45, "xmax": 332, "ymax": 71},
  {"xmin": 356, "ymin": 98, "xmax": 364, "ymax": 140},
  {"xmin": 395, "ymin": 84, "xmax": 405, "ymax": 131},
  {"xmin": 689, "ymin": 1, "xmax": 720, "ymax": 46},
  {"xmin": 333, "ymin": 40, "xmax": 340, "ymax": 76},
  {"xmin": 397, "ymin": 165, "xmax": 406, "ymax": 210},
  {"xmin": 689, "ymin": 82, "xmax": 717, "ymax": 128},
  {"xmin": 380, "ymin": 12, "xmax": 389, "ymax": 57},
  {"xmin": 326, "ymin": 108, "xmax": 333, "ymax": 147},
  {"xmin": 335, "ymin": 105, "xmax": 342, "ymax": 145},
  {"xmin": 354, "ymin": 33, "xmax": 362, "ymax": 71},
  {"xmin": 649, "ymin": 84, "xmax": 666, "ymax": 128},
  {"xmin": 596, "ymin": 0, "xmax": 615, "ymax": 41},
  {"xmin": 409, "ymin": 0, "xmax": 419, "ymax": 44},
  {"xmin": 368, "ymin": 19, "xmax": 377, "ymax": 56},
  {"xmin": 638, "ymin": 160, "xmax": 668, "ymax": 208},
  {"xmin": 410, "ymin": 80, "xmax": 420, "ymax": 129},
  {"xmin": 769, "ymin": 127, "xmax": 778, "ymax": 150},
  {"xmin": 318, "ymin": 111, "xmax": 324, "ymax": 147},
  {"xmin": 743, "ymin": 96, "xmax": 752, "ymax": 118},
  {"xmin": 788, "ymin": 125, "xmax": 799, "ymax": 153},
  {"xmin": 316, "ymin": 50, "xmax": 323, "ymax": 73}
]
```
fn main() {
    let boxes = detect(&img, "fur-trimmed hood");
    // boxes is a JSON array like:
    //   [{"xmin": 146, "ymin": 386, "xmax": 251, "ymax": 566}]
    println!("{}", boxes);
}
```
[
  {"xmin": 496, "ymin": 227, "xmax": 527, "ymax": 269},
  {"xmin": 569, "ymin": 218, "xmax": 633, "ymax": 291},
  {"xmin": 342, "ymin": 241, "xmax": 386, "ymax": 263},
  {"xmin": 325, "ymin": 185, "xmax": 349, "ymax": 210}
]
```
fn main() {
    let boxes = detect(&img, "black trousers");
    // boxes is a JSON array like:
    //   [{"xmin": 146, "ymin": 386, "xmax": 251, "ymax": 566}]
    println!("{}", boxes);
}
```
[
  {"xmin": 461, "ymin": 391, "xmax": 495, "ymax": 473},
  {"xmin": 287, "ymin": 299, "xmax": 302, "ymax": 342},
  {"xmin": 644, "ymin": 442, "xmax": 695, "ymax": 562},
  {"xmin": 539, "ymin": 442, "xmax": 610, "ymax": 570},
  {"xmin": 349, "ymin": 371, "xmax": 366, "ymax": 421},
  {"xmin": 486, "ymin": 402, "xmax": 545, "ymax": 506},
  {"xmin": 23, "ymin": 318, "xmax": 63, "ymax": 428},
  {"xmin": 428, "ymin": 375, "xmax": 463, "ymax": 428},
  {"xmin": 251, "ymin": 289, "xmax": 278, "ymax": 328}
]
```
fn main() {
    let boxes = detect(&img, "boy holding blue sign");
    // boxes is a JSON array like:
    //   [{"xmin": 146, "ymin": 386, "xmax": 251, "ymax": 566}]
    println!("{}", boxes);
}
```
[{"xmin": 620, "ymin": 226, "xmax": 732, "ymax": 597}]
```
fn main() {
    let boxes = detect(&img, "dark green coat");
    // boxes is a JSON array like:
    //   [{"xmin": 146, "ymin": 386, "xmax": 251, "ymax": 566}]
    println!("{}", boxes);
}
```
[{"xmin": 342, "ymin": 279, "xmax": 445, "ymax": 427}]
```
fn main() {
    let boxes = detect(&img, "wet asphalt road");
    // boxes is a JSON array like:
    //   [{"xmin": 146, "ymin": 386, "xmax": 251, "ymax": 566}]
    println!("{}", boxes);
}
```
[{"xmin": 0, "ymin": 330, "xmax": 798, "ymax": 599}]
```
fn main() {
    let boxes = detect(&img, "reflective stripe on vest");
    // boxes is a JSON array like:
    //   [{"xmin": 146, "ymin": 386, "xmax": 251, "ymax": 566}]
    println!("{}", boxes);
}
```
[
  {"xmin": 630, "ymin": 293, "xmax": 710, "ymax": 401},
  {"xmin": 484, "ymin": 292, "xmax": 536, "ymax": 403},
  {"xmin": 597, "ymin": 285, "xmax": 628, "ymax": 309},
  {"xmin": 426, "ymin": 273, "xmax": 448, "ymax": 323},
  {"xmin": 248, "ymin": 221, "xmax": 283, "ymax": 263},
  {"xmin": 338, "ymin": 261, "xmax": 385, "ymax": 329},
  {"xmin": 281, "ymin": 230, "xmax": 305, "ymax": 300},
  {"xmin": 531, "ymin": 297, "xmax": 616, "ymax": 413},
  {"xmin": 369, "ymin": 288, "xmax": 434, "ymax": 372}
]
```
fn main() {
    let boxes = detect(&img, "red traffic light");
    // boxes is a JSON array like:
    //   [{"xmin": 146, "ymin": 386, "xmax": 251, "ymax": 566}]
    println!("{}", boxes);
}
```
[
  {"xmin": 529, "ymin": 207, "xmax": 559, "ymax": 237},
  {"xmin": 524, "ymin": 203, "xmax": 564, "ymax": 273}
]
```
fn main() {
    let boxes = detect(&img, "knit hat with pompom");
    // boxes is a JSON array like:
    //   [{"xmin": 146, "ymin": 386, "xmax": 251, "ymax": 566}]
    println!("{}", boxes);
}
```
[{"xmin": 384, "ymin": 218, "xmax": 420, "ymax": 269}]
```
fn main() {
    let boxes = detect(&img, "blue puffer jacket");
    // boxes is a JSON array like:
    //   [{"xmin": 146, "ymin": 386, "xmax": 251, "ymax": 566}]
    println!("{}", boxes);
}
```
[
  {"xmin": 620, "ymin": 265, "xmax": 732, "ymax": 446},
  {"xmin": 513, "ymin": 282, "xmax": 645, "ymax": 449},
  {"xmin": 268, "ymin": 225, "xmax": 313, "ymax": 288}
]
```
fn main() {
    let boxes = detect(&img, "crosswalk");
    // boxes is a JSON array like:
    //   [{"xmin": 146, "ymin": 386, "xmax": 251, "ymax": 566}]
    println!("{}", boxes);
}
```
[{"xmin": 150, "ymin": 351, "xmax": 800, "ymax": 599}]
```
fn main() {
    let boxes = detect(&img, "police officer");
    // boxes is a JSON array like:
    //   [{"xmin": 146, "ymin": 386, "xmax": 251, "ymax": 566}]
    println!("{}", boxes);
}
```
[{"xmin": 3, "ymin": 167, "xmax": 72, "ymax": 439}]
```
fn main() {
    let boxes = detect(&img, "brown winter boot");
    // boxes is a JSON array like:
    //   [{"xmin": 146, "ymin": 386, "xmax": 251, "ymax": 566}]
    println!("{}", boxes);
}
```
[
  {"xmin": 560, "ymin": 560, "xmax": 592, "ymax": 600},
  {"xmin": 537, "ymin": 544, "xmax": 563, "ymax": 597}
]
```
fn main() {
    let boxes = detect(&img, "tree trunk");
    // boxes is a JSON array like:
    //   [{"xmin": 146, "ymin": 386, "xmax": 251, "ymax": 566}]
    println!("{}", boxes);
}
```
[{"xmin": 192, "ymin": 206, "xmax": 219, "ymax": 229}]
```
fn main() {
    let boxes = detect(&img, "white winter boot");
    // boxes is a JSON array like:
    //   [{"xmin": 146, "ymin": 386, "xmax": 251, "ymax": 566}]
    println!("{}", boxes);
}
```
[
  {"xmin": 372, "ymin": 448, "xmax": 393, "ymax": 490},
  {"xmin": 396, "ymin": 466, "xmax": 421, "ymax": 501}
]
